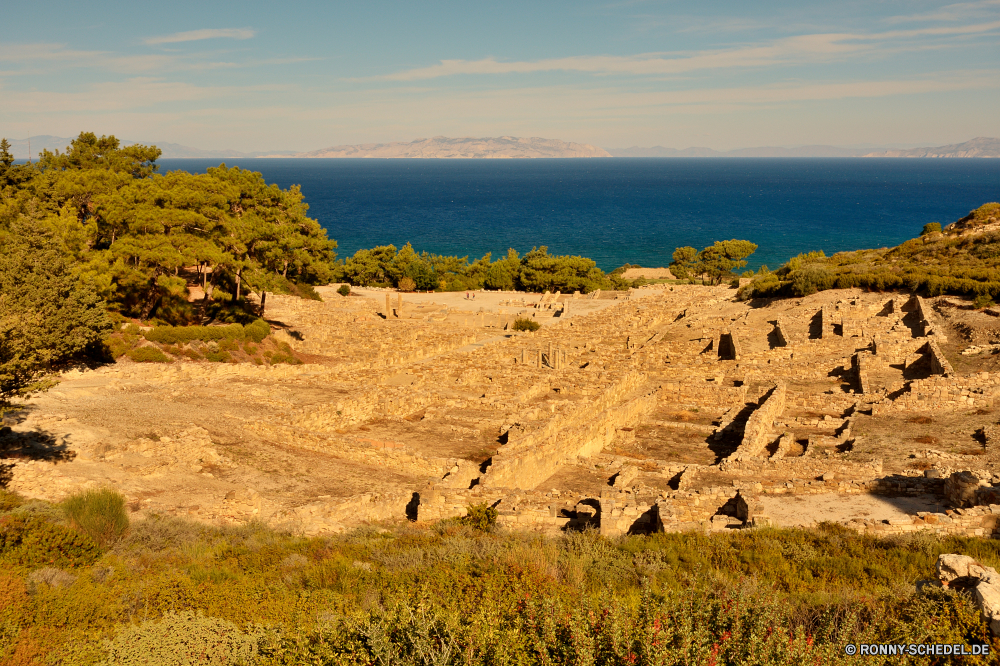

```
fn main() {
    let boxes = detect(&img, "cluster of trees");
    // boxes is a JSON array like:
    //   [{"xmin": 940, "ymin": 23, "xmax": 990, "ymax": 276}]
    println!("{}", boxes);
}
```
[
  {"xmin": 669, "ymin": 239, "xmax": 759, "ymax": 284},
  {"xmin": 0, "ymin": 133, "xmax": 337, "ymax": 324},
  {"xmin": 0, "ymin": 132, "xmax": 337, "ymax": 409},
  {"xmin": 340, "ymin": 244, "xmax": 623, "ymax": 293}
]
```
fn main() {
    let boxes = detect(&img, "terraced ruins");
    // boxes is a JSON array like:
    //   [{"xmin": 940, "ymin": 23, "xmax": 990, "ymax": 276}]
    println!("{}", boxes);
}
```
[{"xmin": 7, "ymin": 282, "xmax": 1000, "ymax": 540}]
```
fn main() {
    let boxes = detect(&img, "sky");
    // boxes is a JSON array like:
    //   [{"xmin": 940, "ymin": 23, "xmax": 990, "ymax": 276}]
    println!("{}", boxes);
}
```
[{"xmin": 1, "ymin": 0, "xmax": 998, "ymax": 152}]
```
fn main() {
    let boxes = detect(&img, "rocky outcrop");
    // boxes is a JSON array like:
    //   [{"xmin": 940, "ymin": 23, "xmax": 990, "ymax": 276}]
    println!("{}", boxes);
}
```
[
  {"xmin": 936, "ymin": 554, "xmax": 1000, "ymax": 634},
  {"xmin": 865, "ymin": 137, "xmax": 1000, "ymax": 158}
]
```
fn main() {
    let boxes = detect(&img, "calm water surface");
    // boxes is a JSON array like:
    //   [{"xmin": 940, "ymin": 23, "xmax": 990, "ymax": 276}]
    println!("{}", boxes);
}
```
[{"xmin": 158, "ymin": 158, "xmax": 1000, "ymax": 272}]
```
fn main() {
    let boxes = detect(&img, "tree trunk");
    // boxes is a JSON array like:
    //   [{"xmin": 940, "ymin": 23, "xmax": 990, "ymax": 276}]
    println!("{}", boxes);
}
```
[
  {"xmin": 140, "ymin": 288, "xmax": 162, "ymax": 320},
  {"xmin": 236, "ymin": 267, "xmax": 242, "ymax": 300},
  {"xmin": 282, "ymin": 261, "xmax": 288, "ymax": 278},
  {"xmin": 203, "ymin": 265, "xmax": 208, "ymax": 289},
  {"xmin": 259, "ymin": 290, "xmax": 267, "ymax": 317}
]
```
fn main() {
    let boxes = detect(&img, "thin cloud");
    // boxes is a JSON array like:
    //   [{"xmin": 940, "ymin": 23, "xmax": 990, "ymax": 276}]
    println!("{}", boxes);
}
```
[
  {"xmin": 145, "ymin": 28, "xmax": 256, "ymax": 45},
  {"xmin": 372, "ymin": 20, "xmax": 1000, "ymax": 82},
  {"xmin": 885, "ymin": 0, "xmax": 1000, "ymax": 24}
]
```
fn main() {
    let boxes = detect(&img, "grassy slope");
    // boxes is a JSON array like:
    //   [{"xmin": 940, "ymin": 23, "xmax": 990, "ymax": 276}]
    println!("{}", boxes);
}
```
[
  {"xmin": 1, "ymin": 489, "xmax": 999, "ymax": 664},
  {"xmin": 740, "ymin": 203, "xmax": 1000, "ymax": 301}
]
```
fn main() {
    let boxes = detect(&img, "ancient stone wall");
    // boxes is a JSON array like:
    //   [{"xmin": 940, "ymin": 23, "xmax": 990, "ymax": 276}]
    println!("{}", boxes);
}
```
[
  {"xmin": 727, "ymin": 382, "xmax": 786, "ymax": 461},
  {"xmin": 480, "ymin": 373, "xmax": 659, "ymax": 489}
]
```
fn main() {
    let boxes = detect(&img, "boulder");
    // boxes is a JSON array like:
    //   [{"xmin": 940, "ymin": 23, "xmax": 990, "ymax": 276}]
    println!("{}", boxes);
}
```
[
  {"xmin": 612, "ymin": 465, "xmax": 639, "ymax": 489},
  {"xmin": 936, "ymin": 554, "xmax": 1000, "ymax": 634}
]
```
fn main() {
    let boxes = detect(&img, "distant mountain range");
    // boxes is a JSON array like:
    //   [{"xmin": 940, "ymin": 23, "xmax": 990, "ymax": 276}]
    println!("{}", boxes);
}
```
[
  {"xmin": 5, "ymin": 135, "xmax": 998, "ymax": 160},
  {"xmin": 295, "ymin": 136, "xmax": 611, "ymax": 159},
  {"xmin": 860, "ymin": 137, "xmax": 1000, "ymax": 158},
  {"xmin": 608, "ymin": 137, "xmax": 1000, "ymax": 158}
]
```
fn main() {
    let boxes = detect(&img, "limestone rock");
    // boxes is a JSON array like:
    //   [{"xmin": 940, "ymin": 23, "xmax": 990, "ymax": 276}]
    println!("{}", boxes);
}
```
[
  {"xmin": 613, "ymin": 465, "xmax": 639, "ymax": 489},
  {"xmin": 936, "ymin": 554, "xmax": 1000, "ymax": 634}
]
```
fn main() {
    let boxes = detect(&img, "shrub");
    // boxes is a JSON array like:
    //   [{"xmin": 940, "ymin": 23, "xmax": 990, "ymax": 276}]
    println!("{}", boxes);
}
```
[
  {"xmin": 397, "ymin": 277, "xmax": 416, "ymax": 292},
  {"xmin": 60, "ymin": 488, "xmax": 130, "ymax": 547},
  {"xmin": 789, "ymin": 266, "xmax": 835, "ymax": 296},
  {"xmin": 101, "ymin": 610, "xmax": 263, "ymax": 666},
  {"xmin": 0, "ymin": 489, "xmax": 25, "ymax": 512},
  {"xmin": 243, "ymin": 319, "xmax": 270, "ymax": 343},
  {"xmin": 205, "ymin": 351, "xmax": 232, "ymax": 363},
  {"xmin": 127, "ymin": 346, "xmax": 171, "ymax": 363},
  {"xmin": 337, "ymin": 284, "xmax": 351, "ymax": 297},
  {"xmin": 974, "ymin": 293, "xmax": 995, "ymax": 309},
  {"xmin": 461, "ymin": 503, "xmax": 498, "ymax": 531},
  {"xmin": 512, "ymin": 318, "xmax": 540, "ymax": 332},
  {"xmin": 0, "ymin": 514, "xmax": 101, "ymax": 567},
  {"xmin": 145, "ymin": 324, "xmax": 244, "ymax": 345},
  {"xmin": 922, "ymin": 222, "xmax": 942, "ymax": 236}
]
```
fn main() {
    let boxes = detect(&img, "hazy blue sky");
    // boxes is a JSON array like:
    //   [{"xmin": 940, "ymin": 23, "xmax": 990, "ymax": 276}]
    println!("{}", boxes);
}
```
[{"xmin": 1, "ymin": 0, "xmax": 998, "ymax": 151}]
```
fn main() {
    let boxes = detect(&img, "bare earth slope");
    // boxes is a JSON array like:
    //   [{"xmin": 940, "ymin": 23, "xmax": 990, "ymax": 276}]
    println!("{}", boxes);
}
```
[{"xmin": 296, "ymin": 136, "xmax": 612, "ymax": 159}]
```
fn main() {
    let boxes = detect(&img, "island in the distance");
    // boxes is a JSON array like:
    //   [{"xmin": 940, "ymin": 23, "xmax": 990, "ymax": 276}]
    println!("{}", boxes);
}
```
[{"xmin": 292, "ymin": 135, "xmax": 612, "ymax": 159}]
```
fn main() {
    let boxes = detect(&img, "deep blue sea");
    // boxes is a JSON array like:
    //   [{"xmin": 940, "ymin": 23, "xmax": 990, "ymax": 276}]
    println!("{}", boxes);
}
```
[{"xmin": 158, "ymin": 158, "xmax": 1000, "ymax": 272}]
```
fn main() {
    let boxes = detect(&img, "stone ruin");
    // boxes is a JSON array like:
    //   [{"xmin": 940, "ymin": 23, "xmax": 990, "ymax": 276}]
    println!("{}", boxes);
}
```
[{"xmin": 9, "ymin": 282, "xmax": 1000, "ymax": 539}]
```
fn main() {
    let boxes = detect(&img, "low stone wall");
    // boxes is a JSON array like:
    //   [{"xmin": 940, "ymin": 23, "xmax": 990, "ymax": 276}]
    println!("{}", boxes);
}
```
[
  {"xmin": 480, "ymin": 373, "xmax": 658, "ymax": 489},
  {"xmin": 658, "ymin": 379, "xmax": 747, "ymax": 410}
]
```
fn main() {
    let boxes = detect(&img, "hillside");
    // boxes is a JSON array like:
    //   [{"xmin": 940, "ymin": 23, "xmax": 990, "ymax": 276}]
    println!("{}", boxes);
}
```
[
  {"xmin": 864, "ymin": 137, "xmax": 1000, "ymax": 158},
  {"xmin": 295, "ymin": 135, "xmax": 612, "ymax": 158},
  {"xmin": 736, "ymin": 202, "xmax": 1000, "ymax": 301}
]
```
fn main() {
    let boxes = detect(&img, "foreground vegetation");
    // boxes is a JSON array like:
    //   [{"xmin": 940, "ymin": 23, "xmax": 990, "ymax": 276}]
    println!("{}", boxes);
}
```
[{"xmin": 1, "ymin": 487, "xmax": 998, "ymax": 665}]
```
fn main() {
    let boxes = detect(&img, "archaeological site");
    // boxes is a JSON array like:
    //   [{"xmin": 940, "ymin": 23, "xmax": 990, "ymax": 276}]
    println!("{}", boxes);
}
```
[{"xmin": 7, "ymin": 281, "xmax": 1000, "ymax": 541}]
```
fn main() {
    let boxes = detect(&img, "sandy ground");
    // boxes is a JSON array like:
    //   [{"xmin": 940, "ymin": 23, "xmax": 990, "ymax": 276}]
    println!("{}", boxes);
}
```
[
  {"xmin": 762, "ymin": 493, "xmax": 946, "ymax": 527},
  {"xmin": 341, "ymin": 285, "xmax": 656, "ymax": 320}
]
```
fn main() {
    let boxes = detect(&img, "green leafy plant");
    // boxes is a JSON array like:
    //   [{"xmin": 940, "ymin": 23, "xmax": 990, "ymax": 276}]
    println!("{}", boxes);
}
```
[
  {"xmin": 60, "ymin": 487, "xmax": 130, "ymax": 547},
  {"xmin": 337, "ymin": 284, "xmax": 351, "ymax": 297}
]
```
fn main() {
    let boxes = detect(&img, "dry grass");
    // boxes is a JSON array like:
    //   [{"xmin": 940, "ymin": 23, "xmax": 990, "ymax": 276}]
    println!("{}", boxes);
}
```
[
  {"xmin": 910, "ymin": 416, "xmax": 934, "ymax": 424},
  {"xmin": 914, "ymin": 435, "xmax": 939, "ymax": 445}
]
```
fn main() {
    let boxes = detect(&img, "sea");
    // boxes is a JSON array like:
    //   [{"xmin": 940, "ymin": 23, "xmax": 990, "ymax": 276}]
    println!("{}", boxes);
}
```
[{"xmin": 158, "ymin": 158, "xmax": 1000, "ymax": 272}]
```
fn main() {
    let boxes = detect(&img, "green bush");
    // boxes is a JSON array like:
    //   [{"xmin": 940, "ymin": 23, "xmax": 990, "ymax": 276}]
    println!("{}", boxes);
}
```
[
  {"xmin": 127, "ymin": 346, "xmax": 171, "ymax": 363},
  {"xmin": 922, "ymin": 222, "xmax": 942, "ymax": 236},
  {"xmin": 461, "ymin": 503, "xmax": 498, "ymax": 531},
  {"xmin": 0, "ymin": 489, "xmax": 25, "ymax": 512},
  {"xmin": 337, "ymin": 284, "xmax": 350, "ymax": 297},
  {"xmin": 145, "ymin": 324, "xmax": 245, "ymax": 345},
  {"xmin": 512, "ymin": 318, "xmax": 540, "ymax": 332},
  {"xmin": 243, "ymin": 319, "xmax": 270, "ymax": 343},
  {"xmin": 205, "ymin": 351, "xmax": 232, "ymax": 363},
  {"xmin": 0, "ymin": 514, "xmax": 101, "ymax": 567},
  {"xmin": 61, "ymin": 488, "xmax": 130, "ymax": 547},
  {"xmin": 101, "ymin": 610, "xmax": 264, "ymax": 666}
]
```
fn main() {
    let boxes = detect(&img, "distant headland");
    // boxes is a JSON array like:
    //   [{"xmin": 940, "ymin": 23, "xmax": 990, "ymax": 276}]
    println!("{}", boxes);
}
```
[
  {"xmin": 5, "ymin": 135, "xmax": 998, "ymax": 160},
  {"xmin": 292, "ymin": 136, "xmax": 612, "ymax": 159}
]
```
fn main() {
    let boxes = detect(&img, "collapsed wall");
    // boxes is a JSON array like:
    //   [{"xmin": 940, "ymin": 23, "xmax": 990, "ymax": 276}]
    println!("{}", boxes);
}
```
[
  {"xmin": 725, "ymin": 382, "xmax": 787, "ymax": 462},
  {"xmin": 926, "ymin": 339, "xmax": 955, "ymax": 377}
]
